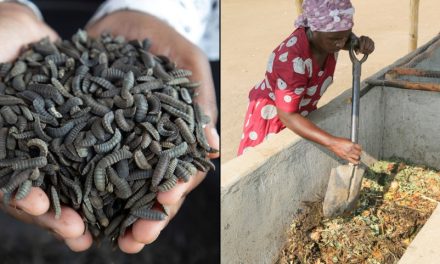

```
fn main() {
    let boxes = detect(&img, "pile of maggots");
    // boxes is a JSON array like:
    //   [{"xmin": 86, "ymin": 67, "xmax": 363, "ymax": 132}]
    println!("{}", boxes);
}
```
[
  {"xmin": 0, "ymin": 30, "xmax": 215, "ymax": 241},
  {"xmin": 278, "ymin": 160, "xmax": 440, "ymax": 264}
]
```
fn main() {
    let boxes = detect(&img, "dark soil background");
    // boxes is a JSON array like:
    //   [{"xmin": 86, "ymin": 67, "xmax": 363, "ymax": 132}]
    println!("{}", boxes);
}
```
[{"xmin": 0, "ymin": 1, "xmax": 220, "ymax": 263}]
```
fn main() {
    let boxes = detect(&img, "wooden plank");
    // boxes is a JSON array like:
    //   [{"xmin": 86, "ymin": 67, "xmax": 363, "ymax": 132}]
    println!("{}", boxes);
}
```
[
  {"xmin": 367, "ymin": 79, "xmax": 440, "ymax": 92},
  {"xmin": 295, "ymin": 0, "xmax": 303, "ymax": 16},
  {"xmin": 386, "ymin": 68, "xmax": 440, "ymax": 78},
  {"xmin": 409, "ymin": 0, "xmax": 420, "ymax": 52}
]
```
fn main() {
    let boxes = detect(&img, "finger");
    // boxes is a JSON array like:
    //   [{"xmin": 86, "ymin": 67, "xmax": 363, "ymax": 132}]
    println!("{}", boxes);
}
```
[
  {"xmin": 347, "ymin": 157, "xmax": 360, "ymax": 165},
  {"xmin": 362, "ymin": 41, "xmax": 372, "ymax": 54},
  {"xmin": 187, "ymin": 50, "xmax": 218, "ymax": 127},
  {"xmin": 348, "ymin": 153, "xmax": 360, "ymax": 162},
  {"xmin": 350, "ymin": 148, "xmax": 362, "ymax": 157},
  {"xmin": 0, "ymin": 202, "xmax": 34, "ymax": 224},
  {"xmin": 64, "ymin": 230, "xmax": 93, "ymax": 252},
  {"xmin": 130, "ymin": 197, "xmax": 185, "ymax": 244},
  {"xmin": 0, "ymin": 187, "xmax": 49, "ymax": 216},
  {"xmin": 359, "ymin": 39, "xmax": 366, "ymax": 53},
  {"xmin": 157, "ymin": 170, "xmax": 206, "ymax": 205},
  {"xmin": 36, "ymin": 22, "xmax": 60, "ymax": 43},
  {"xmin": 33, "ymin": 206, "xmax": 85, "ymax": 239},
  {"xmin": 368, "ymin": 43, "xmax": 375, "ymax": 53},
  {"xmin": 130, "ymin": 214, "xmax": 167, "ymax": 244},
  {"xmin": 353, "ymin": 144, "xmax": 362, "ymax": 152},
  {"xmin": 204, "ymin": 124, "xmax": 220, "ymax": 159},
  {"xmin": 118, "ymin": 229, "xmax": 145, "ymax": 254},
  {"xmin": 46, "ymin": 27, "xmax": 60, "ymax": 42}
]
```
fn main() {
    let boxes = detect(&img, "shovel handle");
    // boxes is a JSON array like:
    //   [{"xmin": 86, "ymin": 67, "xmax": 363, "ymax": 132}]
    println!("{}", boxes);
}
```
[
  {"xmin": 349, "ymin": 38, "xmax": 368, "ymax": 64},
  {"xmin": 349, "ymin": 38, "xmax": 368, "ymax": 144},
  {"xmin": 349, "ymin": 46, "xmax": 368, "ymax": 64}
]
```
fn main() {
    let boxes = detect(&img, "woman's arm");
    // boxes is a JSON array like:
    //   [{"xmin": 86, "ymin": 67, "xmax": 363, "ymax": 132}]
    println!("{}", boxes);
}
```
[{"xmin": 277, "ymin": 108, "xmax": 362, "ymax": 164}]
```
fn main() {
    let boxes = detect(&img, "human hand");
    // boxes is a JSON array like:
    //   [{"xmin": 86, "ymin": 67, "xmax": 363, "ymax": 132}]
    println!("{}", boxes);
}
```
[
  {"xmin": 0, "ymin": 2, "xmax": 92, "ymax": 252},
  {"xmin": 86, "ymin": 10, "xmax": 219, "ymax": 253},
  {"xmin": 0, "ymin": 187, "xmax": 92, "ymax": 251},
  {"xmin": 355, "ymin": 35, "xmax": 375, "ymax": 55},
  {"xmin": 327, "ymin": 136, "xmax": 362, "ymax": 164},
  {"xmin": 0, "ymin": 2, "xmax": 58, "ymax": 62}
]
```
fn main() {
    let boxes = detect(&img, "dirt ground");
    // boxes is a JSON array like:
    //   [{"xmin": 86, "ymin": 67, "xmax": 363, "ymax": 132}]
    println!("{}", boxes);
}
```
[{"xmin": 221, "ymin": 0, "xmax": 439, "ymax": 164}]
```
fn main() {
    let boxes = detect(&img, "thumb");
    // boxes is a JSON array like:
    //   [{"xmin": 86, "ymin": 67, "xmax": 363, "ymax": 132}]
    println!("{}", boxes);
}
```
[{"xmin": 204, "ymin": 124, "xmax": 220, "ymax": 159}]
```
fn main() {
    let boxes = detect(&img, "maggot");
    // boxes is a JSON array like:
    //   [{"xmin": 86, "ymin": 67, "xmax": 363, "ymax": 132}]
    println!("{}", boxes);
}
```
[
  {"xmin": 28, "ymin": 83, "xmax": 64, "ymax": 105},
  {"xmin": 169, "ymin": 69, "xmax": 192, "ymax": 78},
  {"xmin": 80, "ymin": 94, "xmax": 111, "ymax": 117},
  {"xmin": 94, "ymin": 146, "xmax": 132, "ymax": 191},
  {"xmin": 0, "ymin": 128, "xmax": 8, "ymax": 159},
  {"xmin": 11, "ymin": 156, "xmax": 47, "ymax": 170},
  {"xmin": 46, "ymin": 121, "xmax": 75, "ymax": 138},
  {"xmin": 15, "ymin": 179, "xmax": 32, "ymax": 200},
  {"xmin": 26, "ymin": 138, "xmax": 49, "ymax": 157},
  {"xmin": 130, "ymin": 192, "xmax": 156, "ymax": 211},
  {"xmin": 90, "ymin": 76, "xmax": 116, "ymax": 90},
  {"xmin": 145, "ymin": 93, "xmax": 161, "ymax": 114},
  {"xmin": 114, "ymin": 109, "xmax": 134, "ymax": 132},
  {"xmin": 151, "ymin": 155, "xmax": 170, "ymax": 188},
  {"xmin": 94, "ymin": 128, "xmax": 122, "ymax": 153},
  {"xmin": 123, "ymin": 183, "xmax": 148, "ymax": 210},
  {"xmin": 9, "ymin": 61, "xmax": 27, "ymax": 78},
  {"xmin": 161, "ymin": 104, "xmax": 192, "ymax": 124},
  {"xmin": 130, "ymin": 208, "xmax": 166, "ymax": 221},
  {"xmin": 0, "ymin": 169, "xmax": 32, "ymax": 194},
  {"xmin": 107, "ymin": 167, "xmax": 132, "ymax": 199},
  {"xmin": 51, "ymin": 77, "xmax": 73, "ymax": 98},
  {"xmin": 174, "ymin": 117, "xmax": 196, "ymax": 144},
  {"xmin": 133, "ymin": 94, "xmax": 148, "ymax": 122},
  {"xmin": 33, "ymin": 115, "xmax": 52, "ymax": 142},
  {"xmin": 0, "ymin": 95, "xmax": 25, "ymax": 106},
  {"xmin": 0, "ymin": 106, "xmax": 18, "ymax": 125},
  {"xmin": 64, "ymin": 121, "xmax": 87, "ymax": 145},
  {"xmin": 157, "ymin": 175, "xmax": 178, "ymax": 192},
  {"xmin": 133, "ymin": 150, "xmax": 152, "ymax": 170},
  {"xmin": 154, "ymin": 92, "xmax": 187, "ymax": 112},
  {"xmin": 139, "ymin": 122, "xmax": 160, "ymax": 141},
  {"xmin": 161, "ymin": 142, "xmax": 188, "ymax": 159},
  {"xmin": 101, "ymin": 111, "xmax": 115, "ymax": 134}
]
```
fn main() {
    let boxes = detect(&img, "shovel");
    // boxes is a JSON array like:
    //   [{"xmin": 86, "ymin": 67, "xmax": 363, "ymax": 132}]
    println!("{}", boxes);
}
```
[{"xmin": 322, "ymin": 39, "xmax": 368, "ymax": 218}]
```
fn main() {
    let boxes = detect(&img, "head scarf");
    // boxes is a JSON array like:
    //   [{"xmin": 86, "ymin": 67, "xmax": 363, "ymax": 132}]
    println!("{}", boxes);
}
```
[{"xmin": 295, "ymin": 0, "xmax": 355, "ymax": 32}]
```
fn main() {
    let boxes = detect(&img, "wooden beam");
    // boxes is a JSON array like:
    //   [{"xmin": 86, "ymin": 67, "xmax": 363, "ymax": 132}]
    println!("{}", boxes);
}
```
[
  {"xmin": 367, "ymin": 79, "xmax": 440, "ymax": 92},
  {"xmin": 409, "ymin": 0, "xmax": 420, "ymax": 52},
  {"xmin": 295, "ymin": 0, "xmax": 303, "ymax": 16}
]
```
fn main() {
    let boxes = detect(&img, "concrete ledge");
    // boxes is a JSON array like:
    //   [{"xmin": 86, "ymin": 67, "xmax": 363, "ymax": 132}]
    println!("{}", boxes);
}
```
[
  {"xmin": 221, "ymin": 87, "xmax": 384, "ymax": 264},
  {"xmin": 399, "ymin": 204, "xmax": 440, "ymax": 264}
]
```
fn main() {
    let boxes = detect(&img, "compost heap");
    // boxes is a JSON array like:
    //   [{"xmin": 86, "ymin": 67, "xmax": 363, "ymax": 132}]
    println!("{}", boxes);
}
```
[
  {"xmin": 0, "ymin": 29, "xmax": 215, "ymax": 241},
  {"xmin": 278, "ymin": 159, "xmax": 440, "ymax": 264}
]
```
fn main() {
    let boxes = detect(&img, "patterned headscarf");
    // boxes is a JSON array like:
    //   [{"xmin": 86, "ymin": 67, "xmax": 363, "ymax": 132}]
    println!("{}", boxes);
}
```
[{"xmin": 295, "ymin": 0, "xmax": 355, "ymax": 32}]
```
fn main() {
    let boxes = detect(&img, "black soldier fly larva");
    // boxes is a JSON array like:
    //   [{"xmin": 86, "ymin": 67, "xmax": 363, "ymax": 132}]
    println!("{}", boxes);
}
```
[{"xmin": 0, "ymin": 29, "xmax": 216, "ymax": 243}]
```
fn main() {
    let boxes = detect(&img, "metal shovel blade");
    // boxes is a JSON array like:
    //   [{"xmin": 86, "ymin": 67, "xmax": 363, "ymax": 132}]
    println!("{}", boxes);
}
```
[{"xmin": 323, "ymin": 163, "xmax": 365, "ymax": 218}]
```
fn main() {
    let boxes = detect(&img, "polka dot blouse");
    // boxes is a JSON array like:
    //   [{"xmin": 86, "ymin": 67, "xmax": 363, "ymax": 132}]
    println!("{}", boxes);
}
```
[{"xmin": 238, "ymin": 27, "xmax": 337, "ymax": 155}]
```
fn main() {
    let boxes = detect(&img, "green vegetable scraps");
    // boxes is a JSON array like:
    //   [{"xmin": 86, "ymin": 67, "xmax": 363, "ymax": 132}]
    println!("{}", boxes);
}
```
[{"xmin": 278, "ymin": 159, "xmax": 440, "ymax": 264}]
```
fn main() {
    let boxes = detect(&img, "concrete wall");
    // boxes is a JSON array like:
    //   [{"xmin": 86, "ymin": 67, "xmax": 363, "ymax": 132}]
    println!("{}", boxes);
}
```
[
  {"xmin": 399, "ymin": 205, "xmax": 440, "ymax": 264},
  {"xmin": 382, "ymin": 87, "xmax": 440, "ymax": 169},
  {"xmin": 221, "ymin": 87, "xmax": 384, "ymax": 264}
]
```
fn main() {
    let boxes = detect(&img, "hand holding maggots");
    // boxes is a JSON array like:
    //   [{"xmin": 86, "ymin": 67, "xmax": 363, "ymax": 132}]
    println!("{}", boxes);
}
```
[{"xmin": 0, "ymin": 2, "xmax": 92, "ymax": 252}]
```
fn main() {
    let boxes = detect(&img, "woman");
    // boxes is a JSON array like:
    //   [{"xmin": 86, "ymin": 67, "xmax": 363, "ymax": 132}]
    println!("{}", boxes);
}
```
[{"xmin": 237, "ymin": 0, "xmax": 374, "ymax": 165}]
